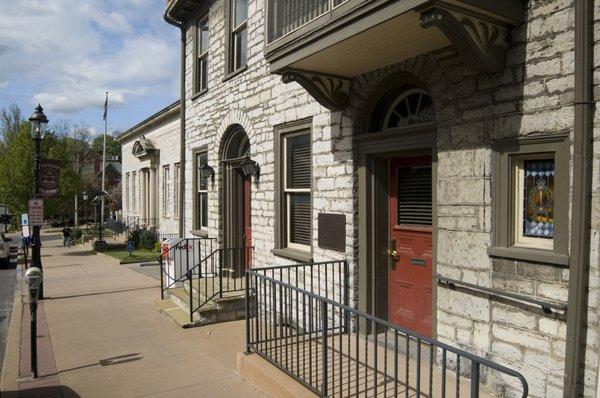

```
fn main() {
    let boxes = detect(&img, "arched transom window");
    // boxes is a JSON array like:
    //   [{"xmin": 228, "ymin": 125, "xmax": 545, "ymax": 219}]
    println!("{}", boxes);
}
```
[{"xmin": 383, "ymin": 88, "xmax": 436, "ymax": 129}]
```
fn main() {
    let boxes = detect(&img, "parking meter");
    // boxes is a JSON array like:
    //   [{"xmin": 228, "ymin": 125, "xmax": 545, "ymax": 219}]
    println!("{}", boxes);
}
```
[
  {"xmin": 25, "ymin": 267, "xmax": 43, "ymax": 302},
  {"xmin": 25, "ymin": 267, "xmax": 42, "ymax": 378}
]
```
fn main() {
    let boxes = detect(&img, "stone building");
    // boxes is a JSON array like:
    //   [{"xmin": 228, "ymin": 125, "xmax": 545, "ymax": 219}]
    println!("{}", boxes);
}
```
[
  {"xmin": 123, "ymin": 0, "xmax": 599, "ymax": 396},
  {"xmin": 118, "ymin": 100, "xmax": 180, "ymax": 235}
]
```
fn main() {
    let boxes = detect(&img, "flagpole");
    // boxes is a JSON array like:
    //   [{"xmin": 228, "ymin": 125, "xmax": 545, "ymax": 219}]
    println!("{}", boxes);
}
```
[{"xmin": 100, "ymin": 92, "xmax": 108, "ymax": 244}]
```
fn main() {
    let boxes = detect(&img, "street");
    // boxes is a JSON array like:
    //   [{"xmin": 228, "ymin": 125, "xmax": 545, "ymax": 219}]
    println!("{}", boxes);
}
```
[{"xmin": 0, "ymin": 235, "xmax": 19, "ymax": 377}]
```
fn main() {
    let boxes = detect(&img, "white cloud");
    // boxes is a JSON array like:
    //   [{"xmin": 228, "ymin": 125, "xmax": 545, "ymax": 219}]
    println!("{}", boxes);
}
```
[{"xmin": 0, "ymin": 0, "xmax": 178, "ymax": 116}]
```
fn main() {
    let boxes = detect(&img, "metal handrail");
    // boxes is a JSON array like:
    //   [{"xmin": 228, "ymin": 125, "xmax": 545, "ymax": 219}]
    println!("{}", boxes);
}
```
[
  {"xmin": 437, "ymin": 275, "xmax": 568, "ymax": 315},
  {"xmin": 160, "ymin": 242, "xmax": 253, "ymax": 324},
  {"xmin": 158, "ymin": 237, "xmax": 216, "ymax": 298},
  {"xmin": 246, "ymin": 266, "xmax": 529, "ymax": 398}
]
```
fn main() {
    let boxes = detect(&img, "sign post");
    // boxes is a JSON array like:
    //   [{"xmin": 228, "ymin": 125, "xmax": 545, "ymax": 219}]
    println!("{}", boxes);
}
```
[{"xmin": 21, "ymin": 213, "xmax": 30, "ymax": 268}]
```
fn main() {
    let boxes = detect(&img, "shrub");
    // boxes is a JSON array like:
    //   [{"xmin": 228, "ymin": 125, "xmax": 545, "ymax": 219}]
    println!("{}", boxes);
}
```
[
  {"xmin": 72, "ymin": 228, "xmax": 83, "ymax": 240},
  {"xmin": 139, "ymin": 230, "xmax": 157, "ymax": 250},
  {"xmin": 154, "ymin": 242, "xmax": 162, "ymax": 253},
  {"xmin": 128, "ymin": 229, "xmax": 141, "ymax": 247}
]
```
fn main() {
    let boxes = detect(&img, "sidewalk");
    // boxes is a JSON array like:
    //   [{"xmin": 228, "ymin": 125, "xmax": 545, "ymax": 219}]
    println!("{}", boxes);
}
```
[{"xmin": 1, "ymin": 233, "xmax": 266, "ymax": 397}]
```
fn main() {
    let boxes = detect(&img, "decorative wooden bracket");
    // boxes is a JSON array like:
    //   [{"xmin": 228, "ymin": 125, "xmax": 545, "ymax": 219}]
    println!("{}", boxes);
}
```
[
  {"xmin": 281, "ymin": 69, "xmax": 351, "ymax": 111},
  {"xmin": 420, "ymin": 7, "xmax": 508, "ymax": 73}
]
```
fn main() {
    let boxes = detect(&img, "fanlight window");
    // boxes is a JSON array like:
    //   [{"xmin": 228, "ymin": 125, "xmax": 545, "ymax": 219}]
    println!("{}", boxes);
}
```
[{"xmin": 384, "ymin": 88, "xmax": 436, "ymax": 129}]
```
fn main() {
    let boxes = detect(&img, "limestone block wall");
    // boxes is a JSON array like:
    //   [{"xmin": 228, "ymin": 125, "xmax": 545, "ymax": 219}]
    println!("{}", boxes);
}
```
[
  {"xmin": 182, "ymin": 0, "xmax": 354, "ymax": 275},
  {"xmin": 344, "ymin": 1, "xmax": 588, "ymax": 396},
  {"xmin": 173, "ymin": 0, "xmax": 600, "ymax": 396}
]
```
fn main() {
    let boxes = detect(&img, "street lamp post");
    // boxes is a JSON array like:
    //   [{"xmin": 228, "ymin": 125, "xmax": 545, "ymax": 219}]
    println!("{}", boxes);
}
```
[
  {"xmin": 28, "ymin": 105, "xmax": 48, "ymax": 300},
  {"xmin": 87, "ymin": 190, "xmax": 107, "ymax": 251}
]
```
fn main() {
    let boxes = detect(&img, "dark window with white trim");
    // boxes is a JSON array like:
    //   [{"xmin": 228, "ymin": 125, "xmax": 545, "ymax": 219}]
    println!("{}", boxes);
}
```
[
  {"xmin": 283, "ymin": 130, "xmax": 311, "ymax": 250},
  {"xmin": 162, "ymin": 165, "xmax": 171, "ymax": 216},
  {"xmin": 195, "ymin": 152, "xmax": 209, "ymax": 229},
  {"xmin": 195, "ymin": 16, "xmax": 209, "ymax": 94},
  {"xmin": 125, "ymin": 172, "xmax": 130, "ymax": 211},
  {"xmin": 229, "ymin": 0, "xmax": 248, "ymax": 73},
  {"xmin": 174, "ymin": 163, "xmax": 180, "ymax": 218}
]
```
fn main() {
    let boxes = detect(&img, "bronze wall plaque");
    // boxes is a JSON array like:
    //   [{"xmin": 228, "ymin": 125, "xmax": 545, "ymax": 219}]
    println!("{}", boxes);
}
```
[{"xmin": 318, "ymin": 213, "xmax": 346, "ymax": 252}]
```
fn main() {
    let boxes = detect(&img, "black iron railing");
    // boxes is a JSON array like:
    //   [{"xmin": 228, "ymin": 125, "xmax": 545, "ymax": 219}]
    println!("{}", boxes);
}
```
[
  {"xmin": 159, "ymin": 237, "xmax": 217, "ymax": 297},
  {"xmin": 190, "ymin": 246, "xmax": 254, "ymax": 315},
  {"xmin": 245, "ymin": 262, "xmax": 529, "ymax": 397},
  {"xmin": 159, "ymin": 240, "xmax": 253, "ymax": 323},
  {"xmin": 125, "ymin": 216, "xmax": 139, "ymax": 229},
  {"xmin": 267, "ymin": 0, "xmax": 347, "ymax": 42}
]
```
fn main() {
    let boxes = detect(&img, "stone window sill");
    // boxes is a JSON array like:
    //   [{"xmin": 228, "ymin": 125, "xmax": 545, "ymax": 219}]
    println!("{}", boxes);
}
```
[
  {"xmin": 191, "ymin": 88, "xmax": 208, "ymax": 101},
  {"xmin": 488, "ymin": 246, "xmax": 569, "ymax": 267},
  {"xmin": 190, "ymin": 229, "xmax": 209, "ymax": 238},
  {"xmin": 271, "ymin": 247, "xmax": 313, "ymax": 263},
  {"xmin": 223, "ymin": 65, "xmax": 248, "ymax": 82}
]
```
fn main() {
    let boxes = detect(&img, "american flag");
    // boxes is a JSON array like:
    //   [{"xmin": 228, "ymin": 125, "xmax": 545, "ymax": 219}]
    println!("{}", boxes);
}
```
[{"xmin": 103, "ymin": 92, "xmax": 108, "ymax": 121}]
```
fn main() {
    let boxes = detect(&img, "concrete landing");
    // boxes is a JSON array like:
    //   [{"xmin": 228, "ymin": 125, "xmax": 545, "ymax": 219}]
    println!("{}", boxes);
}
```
[{"xmin": 238, "ymin": 352, "xmax": 316, "ymax": 398}]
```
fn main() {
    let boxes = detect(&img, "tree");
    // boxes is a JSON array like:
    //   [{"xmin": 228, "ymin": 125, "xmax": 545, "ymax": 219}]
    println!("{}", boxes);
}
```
[
  {"xmin": 0, "ymin": 105, "xmax": 120, "ymax": 223},
  {"xmin": 0, "ymin": 117, "xmax": 34, "ymax": 216},
  {"xmin": 91, "ymin": 134, "xmax": 121, "ymax": 158}
]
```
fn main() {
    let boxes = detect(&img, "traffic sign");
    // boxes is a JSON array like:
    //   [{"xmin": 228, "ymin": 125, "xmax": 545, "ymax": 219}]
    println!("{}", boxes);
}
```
[
  {"xmin": 21, "ymin": 213, "xmax": 30, "ymax": 237},
  {"xmin": 28, "ymin": 199, "xmax": 44, "ymax": 227}
]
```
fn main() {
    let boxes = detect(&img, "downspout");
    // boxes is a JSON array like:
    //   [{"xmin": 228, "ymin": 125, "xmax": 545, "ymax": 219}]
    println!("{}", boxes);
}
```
[
  {"xmin": 564, "ymin": 0, "xmax": 593, "ymax": 396},
  {"xmin": 164, "ymin": 7, "xmax": 187, "ymax": 239}
]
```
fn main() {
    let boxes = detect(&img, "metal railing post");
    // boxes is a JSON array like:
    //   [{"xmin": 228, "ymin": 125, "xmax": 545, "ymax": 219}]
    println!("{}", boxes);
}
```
[
  {"xmin": 245, "ymin": 271, "xmax": 252, "ymax": 355},
  {"xmin": 343, "ymin": 260, "xmax": 349, "ymax": 333},
  {"xmin": 219, "ymin": 249, "xmax": 224, "ymax": 299},
  {"xmin": 471, "ymin": 362, "xmax": 480, "ymax": 398},
  {"xmin": 321, "ymin": 301, "xmax": 328, "ymax": 397},
  {"xmin": 187, "ymin": 271, "xmax": 193, "ymax": 324},
  {"xmin": 185, "ymin": 238, "xmax": 190, "ymax": 275},
  {"xmin": 159, "ymin": 257, "xmax": 164, "ymax": 300}
]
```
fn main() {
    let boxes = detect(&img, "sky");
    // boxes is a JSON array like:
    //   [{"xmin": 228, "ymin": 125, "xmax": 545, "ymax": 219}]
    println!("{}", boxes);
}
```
[{"xmin": 0, "ymin": 0, "xmax": 180, "ymax": 136}]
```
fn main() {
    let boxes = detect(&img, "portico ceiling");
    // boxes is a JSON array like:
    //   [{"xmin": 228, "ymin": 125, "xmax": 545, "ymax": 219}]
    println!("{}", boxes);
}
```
[{"xmin": 289, "ymin": 11, "xmax": 450, "ymax": 78}]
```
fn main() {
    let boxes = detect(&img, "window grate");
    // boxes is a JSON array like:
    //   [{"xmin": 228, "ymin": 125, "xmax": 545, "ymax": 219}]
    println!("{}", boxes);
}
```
[{"xmin": 397, "ymin": 166, "xmax": 432, "ymax": 225}]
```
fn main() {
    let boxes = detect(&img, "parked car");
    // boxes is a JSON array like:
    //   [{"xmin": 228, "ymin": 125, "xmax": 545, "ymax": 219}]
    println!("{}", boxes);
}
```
[{"xmin": 0, "ymin": 233, "xmax": 10, "ymax": 267}]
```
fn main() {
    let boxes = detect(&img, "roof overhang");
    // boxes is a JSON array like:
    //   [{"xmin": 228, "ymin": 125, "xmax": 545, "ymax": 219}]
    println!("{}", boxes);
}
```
[{"xmin": 116, "ymin": 101, "xmax": 180, "ymax": 144}]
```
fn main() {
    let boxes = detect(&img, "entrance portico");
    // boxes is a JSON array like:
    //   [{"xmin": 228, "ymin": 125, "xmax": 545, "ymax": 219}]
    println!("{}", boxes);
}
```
[{"xmin": 132, "ymin": 138, "xmax": 159, "ymax": 229}]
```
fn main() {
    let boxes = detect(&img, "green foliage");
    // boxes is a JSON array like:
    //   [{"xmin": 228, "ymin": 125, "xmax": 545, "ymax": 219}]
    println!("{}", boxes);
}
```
[
  {"xmin": 91, "ymin": 134, "xmax": 121, "ymax": 157},
  {"xmin": 73, "ymin": 228, "xmax": 83, "ymax": 240},
  {"xmin": 0, "ymin": 120, "xmax": 34, "ymax": 216},
  {"xmin": 0, "ymin": 104, "xmax": 121, "ymax": 221},
  {"xmin": 154, "ymin": 242, "xmax": 162, "ymax": 253},
  {"xmin": 128, "ymin": 229, "xmax": 141, "ymax": 247},
  {"xmin": 139, "ymin": 230, "xmax": 157, "ymax": 250}
]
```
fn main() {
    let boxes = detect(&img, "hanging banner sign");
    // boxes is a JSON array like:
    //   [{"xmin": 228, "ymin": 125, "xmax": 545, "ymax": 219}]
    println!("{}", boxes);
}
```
[
  {"xmin": 28, "ymin": 199, "xmax": 44, "ymax": 227},
  {"xmin": 40, "ymin": 159, "xmax": 60, "ymax": 197}
]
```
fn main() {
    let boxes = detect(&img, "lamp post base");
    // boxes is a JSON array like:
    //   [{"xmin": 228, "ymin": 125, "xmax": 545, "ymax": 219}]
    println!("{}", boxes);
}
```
[{"xmin": 93, "ymin": 240, "xmax": 109, "ymax": 252}]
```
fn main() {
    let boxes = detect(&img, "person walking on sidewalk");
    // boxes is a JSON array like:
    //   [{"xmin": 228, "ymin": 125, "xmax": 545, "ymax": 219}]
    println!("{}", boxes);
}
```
[{"xmin": 61, "ymin": 226, "xmax": 72, "ymax": 247}]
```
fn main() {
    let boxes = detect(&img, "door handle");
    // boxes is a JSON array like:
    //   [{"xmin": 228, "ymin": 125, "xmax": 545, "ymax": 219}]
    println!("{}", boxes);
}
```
[{"xmin": 388, "ymin": 239, "xmax": 400, "ymax": 262}]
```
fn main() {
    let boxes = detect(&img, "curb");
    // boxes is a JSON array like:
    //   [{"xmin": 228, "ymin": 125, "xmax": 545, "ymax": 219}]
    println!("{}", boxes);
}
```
[
  {"xmin": 95, "ymin": 250, "xmax": 160, "ymax": 266},
  {"xmin": 0, "ymin": 276, "xmax": 23, "ymax": 392}
]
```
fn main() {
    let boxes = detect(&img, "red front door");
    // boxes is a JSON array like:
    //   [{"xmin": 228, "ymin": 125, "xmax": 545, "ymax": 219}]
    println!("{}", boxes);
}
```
[
  {"xmin": 388, "ymin": 156, "xmax": 433, "ymax": 337},
  {"xmin": 242, "ymin": 175, "xmax": 252, "ymax": 268}
]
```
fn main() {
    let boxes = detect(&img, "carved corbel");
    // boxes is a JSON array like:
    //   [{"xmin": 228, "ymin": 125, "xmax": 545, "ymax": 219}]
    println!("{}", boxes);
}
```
[
  {"xmin": 420, "ymin": 7, "xmax": 508, "ymax": 73},
  {"xmin": 281, "ymin": 69, "xmax": 351, "ymax": 111}
]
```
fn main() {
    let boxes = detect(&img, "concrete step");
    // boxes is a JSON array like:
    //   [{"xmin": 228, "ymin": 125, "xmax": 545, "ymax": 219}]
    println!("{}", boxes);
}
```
[
  {"xmin": 162, "ymin": 286, "xmax": 246, "ymax": 328},
  {"xmin": 153, "ymin": 298, "xmax": 196, "ymax": 328}
]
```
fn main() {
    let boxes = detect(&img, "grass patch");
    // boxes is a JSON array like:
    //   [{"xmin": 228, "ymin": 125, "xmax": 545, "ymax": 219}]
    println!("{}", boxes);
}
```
[{"xmin": 102, "ymin": 248, "xmax": 159, "ymax": 264}]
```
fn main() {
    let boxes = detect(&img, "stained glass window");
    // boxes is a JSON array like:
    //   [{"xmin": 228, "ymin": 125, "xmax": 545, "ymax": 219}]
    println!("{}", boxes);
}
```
[{"xmin": 522, "ymin": 159, "xmax": 554, "ymax": 239}]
